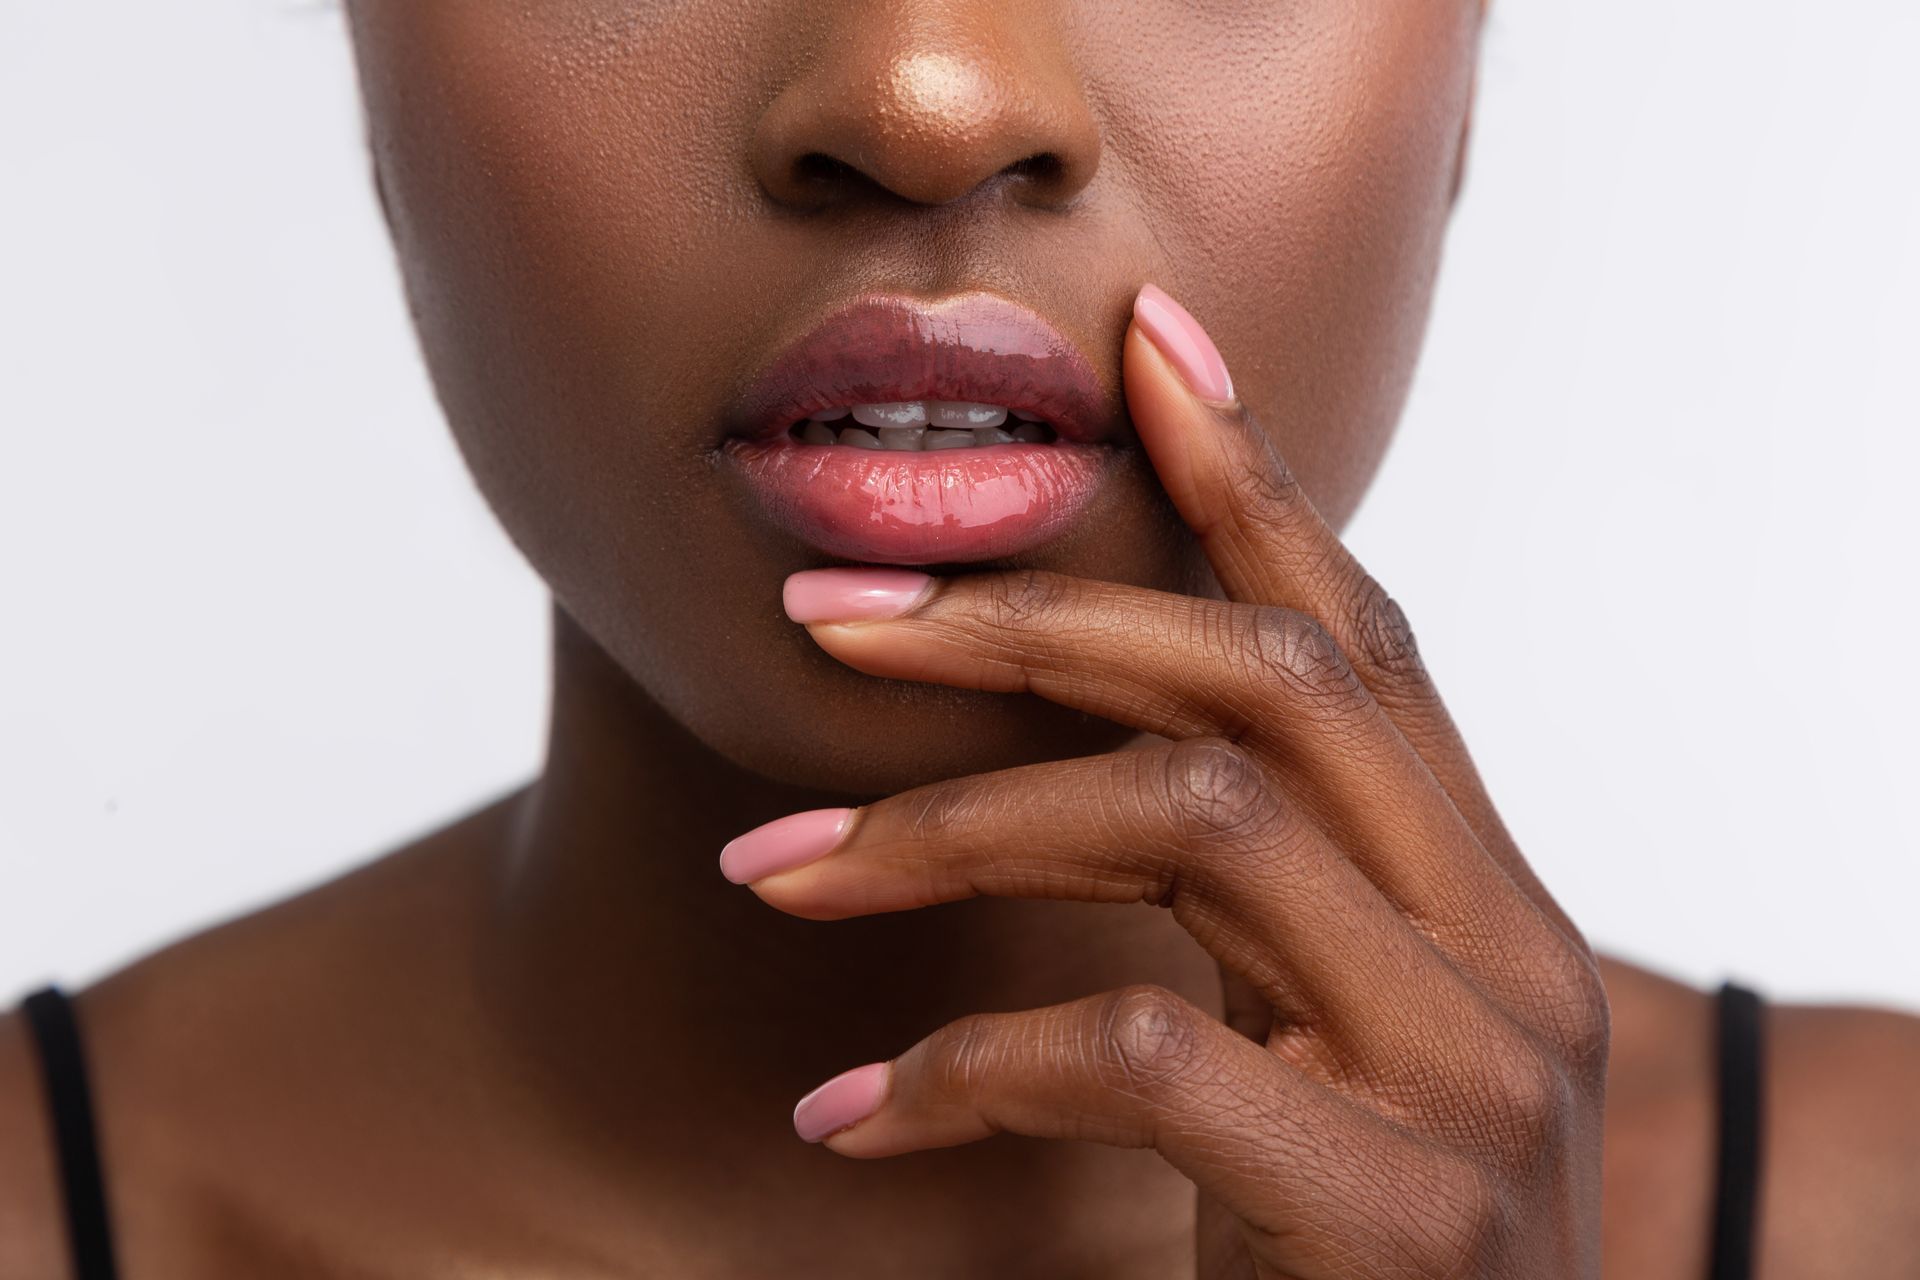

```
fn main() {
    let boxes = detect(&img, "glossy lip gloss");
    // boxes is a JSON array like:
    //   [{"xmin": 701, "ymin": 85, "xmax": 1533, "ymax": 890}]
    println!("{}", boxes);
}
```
[{"xmin": 720, "ymin": 291, "xmax": 1124, "ymax": 566}]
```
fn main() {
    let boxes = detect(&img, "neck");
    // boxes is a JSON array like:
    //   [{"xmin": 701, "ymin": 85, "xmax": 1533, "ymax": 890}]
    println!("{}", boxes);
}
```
[{"xmin": 472, "ymin": 604, "xmax": 1214, "ymax": 1163}]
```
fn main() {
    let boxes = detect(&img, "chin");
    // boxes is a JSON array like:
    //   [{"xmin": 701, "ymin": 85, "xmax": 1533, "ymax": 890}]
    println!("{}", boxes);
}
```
[
  {"xmin": 698, "ymin": 671, "xmax": 1146, "ymax": 799},
  {"xmin": 538, "ymin": 446, "xmax": 1208, "ymax": 799}
]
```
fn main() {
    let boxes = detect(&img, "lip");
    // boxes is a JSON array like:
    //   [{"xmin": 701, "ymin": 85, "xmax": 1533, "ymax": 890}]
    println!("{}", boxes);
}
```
[
  {"xmin": 724, "ymin": 290, "xmax": 1121, "ymax": 446},
  {"xmin": 720, "ymin": 291, "xmax": 1124, "ymax": 565}
]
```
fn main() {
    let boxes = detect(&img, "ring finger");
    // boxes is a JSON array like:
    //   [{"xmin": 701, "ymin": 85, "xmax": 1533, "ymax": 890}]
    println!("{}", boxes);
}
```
[
  {"xmin": 785, "ymin": 567, "xmax": 1568, "ymax": 1011},
  {"xmin": 792, "ymin": 984, "xmax": 1479, "ymax": 1280},
  {"xmin": 723, "ymin": 738, "xmax": 1502, "ymax": 1097}
]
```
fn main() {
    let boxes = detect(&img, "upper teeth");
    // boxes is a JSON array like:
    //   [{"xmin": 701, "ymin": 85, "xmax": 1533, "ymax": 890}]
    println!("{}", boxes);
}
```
[{"xmin": 794, "ymin": 401, "xmax": 1054, "ymax": 449}]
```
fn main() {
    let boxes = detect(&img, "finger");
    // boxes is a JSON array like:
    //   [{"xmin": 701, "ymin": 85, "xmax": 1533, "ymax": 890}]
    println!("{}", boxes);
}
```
[
  {"xmin": 792, "ymin": 986, "xmax": 1487, "ymax": 1280},
  {"xmin": 723, "ymin": 741, "xmax": 1593, "ymax": 1085},
  {"xmin": 786, "ymin": 566, "xmax": 1434, "ymax": 852},
  {"xmin": 1126, "ymin": 283, "xmax": 1567, "ymax": 934},
  {"xmin": 730, "ymin": 739, "xmax": 1484, "ymax": 1049},
  {"xmin": 783, "ymin": 566, "xmax": 1557, "ymax": 1002}
]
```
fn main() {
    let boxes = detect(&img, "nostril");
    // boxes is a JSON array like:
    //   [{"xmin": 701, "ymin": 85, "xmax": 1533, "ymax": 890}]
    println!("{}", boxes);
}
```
[
  {"xmin": 1005, "ymin": 153, "xmax": 1064, "ymax": 184},
  {"xmin": 794, "ymin": 152, "xmax": 856, "ymax": 186}
]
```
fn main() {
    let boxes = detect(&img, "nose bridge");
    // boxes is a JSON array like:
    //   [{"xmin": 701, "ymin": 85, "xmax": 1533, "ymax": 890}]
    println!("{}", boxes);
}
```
[{"xmin": 750, "ymin": 4, "xmax": 1101, "ymax": 210}]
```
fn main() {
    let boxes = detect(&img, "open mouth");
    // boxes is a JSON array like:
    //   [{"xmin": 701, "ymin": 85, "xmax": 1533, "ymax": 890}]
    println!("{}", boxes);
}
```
[
  {"xmin": 784, "ymin": 401, "xmax": 1060, "ymax": 450},
  {"xmin": 721, "ymin": 292, "xmax": 1123, "ymax": 566}
]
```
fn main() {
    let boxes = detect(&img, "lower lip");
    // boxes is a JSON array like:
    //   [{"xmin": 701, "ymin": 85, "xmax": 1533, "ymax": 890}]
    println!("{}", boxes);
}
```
[{"xmin": 723, "ymin": 436, "xmax": 1118, "ymax": 565}]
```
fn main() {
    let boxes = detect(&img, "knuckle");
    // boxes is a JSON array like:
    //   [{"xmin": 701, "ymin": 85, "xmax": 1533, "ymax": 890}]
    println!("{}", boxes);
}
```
[
  {"xmin": 1222, "ymin": 427, "xmax": 1307, "ymax": 532},
  {"xmin": 1346, "ymin": 574, "xmax": 1426, "ymax": 680},
  {"xmin": 977, "ymin": 568, "xmax": 1072, "ymax": 633},
  {"xmin": 1475, "ymin": 1032, "xmax": 1575, "ymax": 1163},
  {"xmin": 930, "ymin": 1011, "xmax": 1010, "ymax": 1097},
  {"xmin": 1158, "ymin": 737, "xmax": 1275, "ymax": 847},
  {"xmin": 1240, "ymin": 607, "xmax": 1360, "ymax": 701},
  {"xmin": 1092, "ymin": 983, "xmax": 1206, "ymax": 1095},
  {"xmin": 1531, "ymin": 945, "xmax": 1613, "ymax": 1076},
  {"xmin": 1398, "ymin": 1156, "xmax": 1508, "ymax": 1277},
  {"xmin": 891, "ymin": 776, "xmax": 989, "ymax": 846}
]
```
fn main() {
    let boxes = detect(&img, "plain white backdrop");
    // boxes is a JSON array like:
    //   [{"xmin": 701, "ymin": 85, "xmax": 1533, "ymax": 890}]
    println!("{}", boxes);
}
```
[{"xmin": 2, "ymin": 2, "xmax": 1915, "ymax": 1009}]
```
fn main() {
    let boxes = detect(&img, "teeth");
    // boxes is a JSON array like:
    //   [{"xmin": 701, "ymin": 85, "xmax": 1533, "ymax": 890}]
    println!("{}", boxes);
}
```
[
  {"xmin": 927, "ymin": 401, "xmax": 1008, "ymax": 429},
  {"xmin": 789, "ymin": 401, "xmax": 1058, "ymax": 449},
  {"xmin": 850, "ymin": 402, "xmax": 927, "ymax": 428}
]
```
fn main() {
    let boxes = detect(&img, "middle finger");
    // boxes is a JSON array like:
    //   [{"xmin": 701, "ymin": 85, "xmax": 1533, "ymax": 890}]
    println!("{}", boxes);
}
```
[
  {"xmin": 721, "ymin": 738, "xmax": 1494, "ymax": 1097},
  {"xmin": 783, "ymin": 565, "xmax": 1537, "ymax": 968}
]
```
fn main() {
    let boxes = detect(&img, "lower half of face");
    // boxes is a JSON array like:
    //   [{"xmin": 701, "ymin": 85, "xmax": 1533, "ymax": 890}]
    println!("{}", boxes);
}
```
[{"xmin": 345, "ymin": 0, "xmax": 1481, "ymax": 795}]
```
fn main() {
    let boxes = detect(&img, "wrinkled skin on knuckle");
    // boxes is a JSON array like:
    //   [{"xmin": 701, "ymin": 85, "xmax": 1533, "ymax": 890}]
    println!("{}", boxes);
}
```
[
  {"xmin": 1468, "ymin": 1029, "xmax": 1578, "ymax": 1171},
  {"xmin": 1091, "ymin": 983, "xmax": 1207, "ymax": 1099},
  {"xmin": 975, "ymin": 567, "xmax": 1074, "ymax": 635},
  {"xmin": 1218, "ymin": 410, "xmax": 1308, "ymax": 534},
  {"xmin": 880, "ymin": 776, "xmax": 1036, "ymax": 904},
  {"xmin": 1240, "ymin": 607, "xmax": 1364, "ymax": 707},
  {"xmin": 929, "ymin": 1010, "xmax": 1016, "ymax": 1104},
  {"xmin": 1527, "ymin": 943, "xmax": 1613, "ymax": 1082},
  {"xmin": 889, "ymin": 773, "xmax": 998, "ymax": 847},
  {"xmin": 1157, "ymin": 737, "xmax": 1277, "ymax": 852},
  {"xmin": 1345, "ymin": 573, "xmax": 1426, "ymax": 682}
]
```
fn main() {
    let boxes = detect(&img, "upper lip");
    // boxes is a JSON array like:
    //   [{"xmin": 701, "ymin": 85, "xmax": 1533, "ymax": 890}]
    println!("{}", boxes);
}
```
[{"xmin": 725, "ymin": 291, "xmax": 1123, "ymax": 446}]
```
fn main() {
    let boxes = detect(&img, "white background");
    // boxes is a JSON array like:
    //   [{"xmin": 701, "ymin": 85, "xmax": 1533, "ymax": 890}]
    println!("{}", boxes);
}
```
[{"xmin": 2, "ymin": 2, "xmax": 1915, "ymax": 1009}]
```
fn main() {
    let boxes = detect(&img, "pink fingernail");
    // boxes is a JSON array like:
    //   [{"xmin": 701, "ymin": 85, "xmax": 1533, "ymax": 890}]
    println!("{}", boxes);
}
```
[
  {"xmin": 719, "ymin": 807, "xmax": 855, "ymax": 884},
  {"xmin": 783, "ymin": 568, "xmax": 933, "ymax": 624},
  {"xmin": 793, "ymin": 1061, "xmax": 890, "ymax": 1143},
  {"xmin": 1133, "ymin": 283, "xmax": 1235, "ymax": 403}
]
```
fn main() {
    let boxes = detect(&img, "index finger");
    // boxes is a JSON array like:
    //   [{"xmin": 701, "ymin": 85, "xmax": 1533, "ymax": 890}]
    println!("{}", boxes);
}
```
[{"xmin": 1125, "ymin": 283, "xmax": 1569, "ymax": 934}]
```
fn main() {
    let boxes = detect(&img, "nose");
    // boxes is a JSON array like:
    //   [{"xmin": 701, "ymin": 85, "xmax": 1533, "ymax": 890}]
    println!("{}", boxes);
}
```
[{"xmin": 750, "ymin": 7, "xmax": 1102, "ymax": 211}]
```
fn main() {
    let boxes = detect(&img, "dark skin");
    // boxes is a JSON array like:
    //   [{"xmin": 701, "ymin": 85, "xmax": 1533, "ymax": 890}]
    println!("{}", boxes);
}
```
[{"xmin": 3, "ymin": 0, "xmax": 1918, "ymax": 1275}]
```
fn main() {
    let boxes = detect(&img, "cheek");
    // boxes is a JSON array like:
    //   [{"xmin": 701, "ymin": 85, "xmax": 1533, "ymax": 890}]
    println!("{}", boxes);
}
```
[{"xmin": 1086, "ymin": 2, "xmax": 1478, "ymax": 528}]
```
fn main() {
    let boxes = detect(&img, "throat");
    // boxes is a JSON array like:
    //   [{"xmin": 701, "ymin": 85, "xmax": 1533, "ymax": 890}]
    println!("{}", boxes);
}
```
[{"xmin": 469, "ymin": 607, "xmax": 1222, "ymax": 1160}]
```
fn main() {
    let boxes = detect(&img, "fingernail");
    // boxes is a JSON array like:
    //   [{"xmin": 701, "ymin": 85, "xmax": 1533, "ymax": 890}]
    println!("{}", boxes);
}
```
[
  {"xmin": 794, "ymin": 1061, "xmax": 890, "ymax": 1143},
  {"xmin": 719, "ymin": 807, "xmax": 855, "ymax": 884},
  {"xmin": 1133, "ymin": 283, "xmax": 1235, "ymax": 403},
  {"xmin": 783, "ymin": 568, "xmax": 934, "ymax": 624}
]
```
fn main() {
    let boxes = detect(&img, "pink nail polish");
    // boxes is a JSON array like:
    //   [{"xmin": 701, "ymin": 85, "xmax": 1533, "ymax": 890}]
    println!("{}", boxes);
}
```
[
  {"xmin": 719, "ymin": 807, "xmax": 854, "ymax": 884},
  {"xmin": 793, "ymin": 1061, "xmax": 890, "ymax": 1143},
  {"xmin": 1133, "ymin": 283, "xmax": 1235, "ymax": 403},
  {"xmin": 783, "ymin": 568, "xmax": 933, "ymax": 624}
]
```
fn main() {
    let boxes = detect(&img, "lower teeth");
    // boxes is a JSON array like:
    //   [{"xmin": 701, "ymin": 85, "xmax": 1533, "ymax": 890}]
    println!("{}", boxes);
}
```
[{"xmin": 789, "ymin": 420, "xmax": 1055, "ymax": 449}]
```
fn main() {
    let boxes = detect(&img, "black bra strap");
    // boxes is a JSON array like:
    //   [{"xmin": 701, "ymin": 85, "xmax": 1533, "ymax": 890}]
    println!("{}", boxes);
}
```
[
  {"xmin": 20, "ymin": 985, "xmax": 122, "ymax": 1280},
  {"xmin": 1707, "ymin": 980, "xmax": 1765, "ymax": 1280}
]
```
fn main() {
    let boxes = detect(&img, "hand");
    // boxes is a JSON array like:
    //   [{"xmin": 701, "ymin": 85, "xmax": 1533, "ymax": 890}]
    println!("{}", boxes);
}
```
[{"xmin": 719, "ymin": 284, "xmax": 1609, "ymax": 1279}]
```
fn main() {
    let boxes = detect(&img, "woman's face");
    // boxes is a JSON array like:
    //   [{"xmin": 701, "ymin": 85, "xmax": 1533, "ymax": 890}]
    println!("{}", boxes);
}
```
[{"xmin": 344, "ymin": 1, "xmax": 1483, "ymax": 794}]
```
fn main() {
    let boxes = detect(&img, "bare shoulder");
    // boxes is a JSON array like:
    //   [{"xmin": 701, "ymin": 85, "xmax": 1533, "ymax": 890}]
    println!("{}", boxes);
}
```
[
  {"xmin": 1757, "ymin": 996, "xmax": 1920, "ymax": 1276},
  {"xmin": 0, "ymin": 795, "xmax": 514, "ymax": 1279},
  {"xmin": 1598, "ymin": 956, "xmax": 1920, "ymax": 1280},
  {"xmin": 0, "ymin": 1003, "xmax": 65, "ymax": 1280}
]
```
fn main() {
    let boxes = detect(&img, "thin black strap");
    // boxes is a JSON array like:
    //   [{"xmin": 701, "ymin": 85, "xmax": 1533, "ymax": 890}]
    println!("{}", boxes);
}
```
[
  {"xmin": 20, "ymin": 985, "xmax": 122, "ymax": 1280},
  {"xmin": 1707, "ymin": 980, "xmax": 1765, "ymax": 1280}
]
